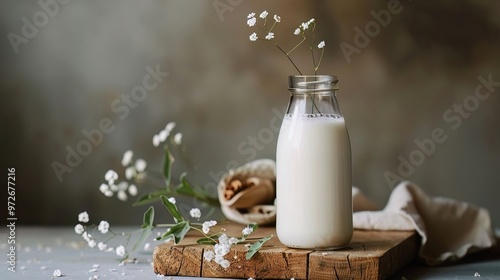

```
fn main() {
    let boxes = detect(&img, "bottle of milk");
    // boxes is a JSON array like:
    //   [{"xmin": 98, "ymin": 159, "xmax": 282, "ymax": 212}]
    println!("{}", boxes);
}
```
[{"xmin": 276, "ymin": 75, "xmax": 352, "ymax": 249}]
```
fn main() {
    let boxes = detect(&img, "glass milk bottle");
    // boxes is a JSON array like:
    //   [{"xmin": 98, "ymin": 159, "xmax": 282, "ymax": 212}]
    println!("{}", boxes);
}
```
[{"xmin": 276, "ymin": 75, "xmax": 353, "ymax": 249}]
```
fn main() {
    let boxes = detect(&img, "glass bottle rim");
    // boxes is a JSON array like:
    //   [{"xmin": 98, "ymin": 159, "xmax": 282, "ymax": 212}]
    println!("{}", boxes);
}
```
[{"xmin": 288, "ymin": 75, "xmax": 339, "ymax": 93}]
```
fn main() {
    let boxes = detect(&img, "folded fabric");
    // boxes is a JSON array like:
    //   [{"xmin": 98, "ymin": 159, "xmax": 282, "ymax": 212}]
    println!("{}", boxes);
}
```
[{"xmin": 353, "ymin": 181, "xmax": 497, "ymax": 266}]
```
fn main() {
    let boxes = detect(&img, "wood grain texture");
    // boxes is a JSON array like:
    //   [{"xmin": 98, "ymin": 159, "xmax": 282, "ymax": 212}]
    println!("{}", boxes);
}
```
[{"xmin": 153, "ymin": 222, "xmax": 419, "ymax": 279}]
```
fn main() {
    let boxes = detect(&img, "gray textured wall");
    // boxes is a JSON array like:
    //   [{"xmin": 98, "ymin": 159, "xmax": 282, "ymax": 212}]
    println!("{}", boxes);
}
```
[{"xmin": 1, "ymin": 0, "xmax": 499, "ymax": 227}]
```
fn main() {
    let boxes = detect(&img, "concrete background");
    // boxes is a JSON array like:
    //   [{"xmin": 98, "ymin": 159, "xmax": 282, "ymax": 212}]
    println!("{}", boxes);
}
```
[{"xmin": 1, "ymin": 0, "xmax": 499, "ymax": 227}]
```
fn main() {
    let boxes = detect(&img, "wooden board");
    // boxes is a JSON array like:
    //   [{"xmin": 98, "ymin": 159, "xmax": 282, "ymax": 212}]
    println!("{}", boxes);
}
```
[{"xmin": 153, "ymin": 221, "xmax": 419, "ymax": 279}]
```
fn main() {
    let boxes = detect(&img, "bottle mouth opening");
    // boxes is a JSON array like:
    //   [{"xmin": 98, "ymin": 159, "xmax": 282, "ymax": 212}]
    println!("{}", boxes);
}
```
[{"xmin": 288, "ymin": 75, "xmax": 338, "ymax": 92}]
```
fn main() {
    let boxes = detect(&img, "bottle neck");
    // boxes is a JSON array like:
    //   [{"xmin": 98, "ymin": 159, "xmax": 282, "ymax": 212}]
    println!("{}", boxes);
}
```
[{"xmin": 287, "ymin": 75, "xmax": 342, "ymax": 117}]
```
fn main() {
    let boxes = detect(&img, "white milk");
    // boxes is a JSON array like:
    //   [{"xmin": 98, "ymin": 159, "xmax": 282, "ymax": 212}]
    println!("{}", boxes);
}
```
[{"xmin": 276, "ymin": 114, "xmax": 352, "ymax": 248}]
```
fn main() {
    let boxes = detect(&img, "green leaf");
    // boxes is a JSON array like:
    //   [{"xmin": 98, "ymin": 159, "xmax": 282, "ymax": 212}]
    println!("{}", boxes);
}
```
[
  {"xmin": 160, "ymin": 195, "xmax": 184, "ymax": 223},
  {"xmin": 245, "ymin": 234, "xmax": 273, "ymax": 260},
  {"xmin": 131, "ymin": 228, "xmax": 152, "ymax": 253},
  {"xmin": 163, "ymin": 145, "xmax": 174, "ymax": 188},
  {"xmin": 141, "ymin": 206, "xmax": 155, "ymax": 228},
  {"xmin": 155, "ymin": 221, "xmax": 190, "ymax": 244},
  {"xmin": 196, "ymin": 233, "xmax": 222, "ymax": 245},
  {"xmin": 175, "ymin": 173, "xmax": 196, "ymax": 196}
]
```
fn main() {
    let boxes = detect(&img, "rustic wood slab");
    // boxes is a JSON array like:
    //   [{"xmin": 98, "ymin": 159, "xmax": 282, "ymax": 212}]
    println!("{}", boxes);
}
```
[{"xmin": 153, "ymin": 221, "xmax": 419, "ymax": 279}]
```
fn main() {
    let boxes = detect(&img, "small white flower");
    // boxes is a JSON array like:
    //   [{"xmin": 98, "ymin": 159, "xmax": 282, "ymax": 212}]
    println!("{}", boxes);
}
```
[
  {"xmin": 116, "ymin": 245, "xmax": 126, "ymax": 257},
  {"xmin": 203, "ymin": 250, "xmax": 214, "ymax": 262},
  {"xmin": 88, "ymin": 240, "xmax": 97, "ymax": 248},
  {"xmin": 220, "ymin": 259, "xmax": 230, "ymax": 269},
  {"xmin": 144, "ymin": 243, "xmax": 151, "ymax": 251},
  {"xmin": 247, "ymin": 17, "xmax": 256, "ymax": 27},
  {"xmin": 78, "ymin": 211, "xmax": 89, "ymax": 223},
  {"xmin": 117, "ymin": 181, "xmax": 128, "ymax": 191},
  {"xmin": 301, "ymin": 22, "xmax": 309, "ymax": 30},
  {"xmin": 110, "ymin": 184, "xmax": 119, "ymax": 192},
  {"xmin": 265, "ymin": 32, "xmax": 274, "ymax": 40},
  {"xmin": 98, "ymin": 221, "xmax": 110, "ymax": 234},
  {"xmin": 294, "ymin": 28, "xmax": 301, "ymax": 35},
  {"xmin": 168, "ymin": 197, "xmax": 176, "ymax": 204},
  {"xmin": 99, "ymin": 183, "xmax": 109, "ymax": 194},
  {"xmin": 121, "ymin": 150, "xmax": 133, "ymax": 166},
  {"xmin": 82, "ymin": 232, "xmax": 92, "ymax": 242},
  {"xmin": 74, "ymin": 224, "xmax": 84, "ymax": 235},
  {"xmin": 274, "ymin": 15, "xmax": 281, "ymax": 22},
  {"xmin": 104, "ymin": 170, "xmax": 118, "ymax": 184},
  {"xmin": 152, "ymin": 134, "xmax": 160, "ymax": 147},
  {"xmin": 159, "ymin": 130, "xmax": 169, "ymax": 142},
  {"xmin": 53, "ymin": 269, "xmax": 62, "ymax": 277},
  {"xmin": 249, "ymin": 32, "xmax": 258, "ymax": 42},
  {"xmin": 308, "ymin": 18, "xmax": 315, "ymax": 24},
  {"xmin": 128, "ymin": 184, "xmax": 138, "ymax": 196},
  {"xmin": 125, "ymin": 167, "xmax": 136, "ymax": 180},
  {"xmin": 104, "ymin": 190, "xmax": 113, "ymax": 197},
  {"xmin": 247, "ymin": 12, "xmax": 255, "ymax": 19},
  {"xmin": 106, "ymin": 247, "xmax": 114, "ymax": 253},
  {"xmin": 135, "ymin": 159, "xmax": 147, "ymax": 172},
  {"xmin": 259, "ymin": 10, "xmax": 268, "ymax": 19},
  {"xmin": 229, "ymin": 237, "xmax": 239, "ymax": 245},
  {"xmin": 242, "ymin": 226, "xmax": 253, "ymax": 235},
  {"xmin": 189, "ymin": 208, "xmax": 201, "ymax": 219},
  {"xmin": 97, "ymin": 242, "xmax": 107, "ymax": 251},
  {"xmin": 117, "ymin": 190, "xmax": 127, "ymax": 202},
  {"xmin": 202, "ymin": 220, "xmax": 217, "ymax": 234},
  {"xmin": 318, "ymin": 41, "xmax": 325, "ymax": 49},
  {"xmin": 173, "ymin": 133, "xmax": 182, "ymax": 145},
  {"xmin": 165, "ymin": 122, "xmax": 176, "ymax": 132}
]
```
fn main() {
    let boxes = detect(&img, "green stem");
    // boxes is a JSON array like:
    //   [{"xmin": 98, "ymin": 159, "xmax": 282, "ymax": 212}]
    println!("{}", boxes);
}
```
[
  {"xmin": 287, "ymin": 36, "xmax": 306, "ymax": 56},
  {"xmin": 315, "ymin": 48, "xmax": 325, "ymax": 73},
  {"xmin": 274, "ymin": 43, "xmax": 302, "ymax": 75}
]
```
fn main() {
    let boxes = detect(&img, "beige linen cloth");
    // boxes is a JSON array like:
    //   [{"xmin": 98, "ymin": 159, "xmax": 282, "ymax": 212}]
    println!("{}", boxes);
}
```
[{"xmin": 218, "ymin": 159, "xmax": 497, "ymax": 266}]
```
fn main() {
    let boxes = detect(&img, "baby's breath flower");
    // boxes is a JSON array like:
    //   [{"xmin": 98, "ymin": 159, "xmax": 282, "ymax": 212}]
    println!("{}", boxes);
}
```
[
  {"xmin": 159, "ymin": 130, "xmax": 169, "ymax": 142},
  {"xmin": 97, "ymin": 242, "xmax": 107, "ymax": 251},
  {"xmin": 152, "ymin": 134, "xmax": 160, "ymax": 147},
  {"xmin": 247, "ymin": 17, "xmax": 256, "ymax": 27},
  {"xmin": 135, "ymin": 159, "xmax": 147, "ymax": 173},
  {"xmin": 168, "ymin": 197, "xmax": 176, "ymax": 204},
  {"xmin": 308, "ymin": 18, "xmax": 315, "ymax": 24},
  {"xmin": 74, "ymin": 224, "xmax": 84, "ymax": 235},
  {"xmin": 144, "ymin": 243, "xmax": 151, "ymax": 251},
  {"xmin": 117, "ymin": 190, "xmax": 127, "ymax": 202},
  {"xmin": 203, "ymin": 250, "xmax": 215, "ymax": 262},
  {"xmin": 173, "ymin": 133, "xmax": 182, "ymax": 145},
  {"xmin": 202, "ymin": 220, "xmax": 217, "ymax": 234},
  {"xmin": 274, "ymin": 15, "xmax": 281, "ymax": 22},
  {"xmin": 125, "ymin": 167, "xmax": 136, "ymax": 180},
  {"xmin": 121, "ymin": 150, "xmax": 133, "ymax": 166},
  {"xmin": 249, "ymin": 32, "xmax": 258, "ymax": 42},
  {"xmin": 242, "ymin": 226, "xmax": 253, "ymax": 235},
  {"xmin": 128, "ymin": 184, "xmax": 138, "ymax": 196},
  {"xmin": 318, "ymin": 41, "xmax": 325, "ymax": 49},
  {"xmin": 165, "ymin": 122, "xmax": 176, "ymax": 132},
  {"xmin": 189, "ymin": 208, "xmax": 201, "ymax": 219},
  {"xmin": 99, "ymin": 183, "xmax": 109, "ymax": 194},
  {"xmin": 78, "ymin": 211, "xmax": 89, "ymax": 223},
  {"xmin": 104, "ymin": 190, "xmax": 113, "ymax": 197},
  {"xmin": 104, "ymin": 170, "xmax": 118, "ymax": 184},
  {"xmin": 116, "ymin": 245, "xmax": 126, "ymax": 257},
  {"xmin": 82, "ymin": 232, "xmax": 92, "ymax": 242},
  {"xmin": 98, "ymin": 221, "xmax": 110, "ymax": 234},
  {"xmin": 88, "ymin": 240, "xmax": 97, "ymax": 248},
  {"xmin": 110, "ymin": 184, "xmax": 119, "ymax": 192},
  {"xmin": 53, "ymin": 269, "xmax": 62, "ymax": 277},
  {"xmin": 294, "ymin": 28, "xmax": 300, "ymax": 35},
  {"xmin": 259, "ymin": 10, "xmax": 268, "ymax": 19},
  {"xmin": 265, "ymin": 32, "xmax": 275, "ymax": 40},
  {"xmin": 117, "ymin": 181, "xmax": 128, "ymax": 191},
  {"xmin": 301, "ymin": 22, "xmax": 309, "ymax": 30},
  {"xmin": 229, "ymin": 237, "xmax": 239, "ymax": 245},
  {"xmin": 247, "ymin": 12, "xmax": 255, "ymax": 19},
  {"xmin": 220, "ymin": 259, "xmax": 230, "ymax": 269}
]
